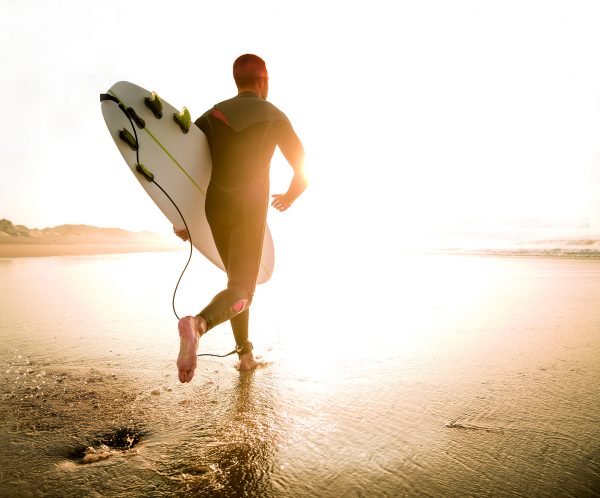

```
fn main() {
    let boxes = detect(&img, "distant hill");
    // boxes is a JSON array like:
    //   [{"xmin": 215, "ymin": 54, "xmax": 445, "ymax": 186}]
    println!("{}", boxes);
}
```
[{"xmin": 0, "ymin": 218, "xmax": 175, "ymax": 246}]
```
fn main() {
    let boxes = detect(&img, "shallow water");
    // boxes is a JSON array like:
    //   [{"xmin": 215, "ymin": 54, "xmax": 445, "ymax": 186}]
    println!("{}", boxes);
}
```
[{"xmin": 1, "ymin": 252, "xmax": 599, "ymax": 497}]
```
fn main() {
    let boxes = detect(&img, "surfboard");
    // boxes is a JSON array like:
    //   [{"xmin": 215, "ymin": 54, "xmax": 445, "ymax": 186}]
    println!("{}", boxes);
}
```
[{"xmin": 100, "ymin": 81, "xmax": 275, "ymax": 284}]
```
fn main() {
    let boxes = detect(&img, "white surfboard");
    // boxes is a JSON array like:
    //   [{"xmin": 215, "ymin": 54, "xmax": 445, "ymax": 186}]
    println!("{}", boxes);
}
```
[{"xmin": 100, "ymin": 81, "xmax": 275, "ymax": 284}]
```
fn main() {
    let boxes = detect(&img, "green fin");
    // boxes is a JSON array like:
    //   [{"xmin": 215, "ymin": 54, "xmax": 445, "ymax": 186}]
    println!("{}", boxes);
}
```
[
  {"xmin": 173, "ymin": 106, "xmax": 191, "ymax": 134},
  {"xmin": 144, "ymin": 91, "xmax": 163, "ymax": 119},
  {"xmin": 118, "ymin": 128, "xmax": 138, "ymax": 151},
  {"xmin": 135, "ymin": 163, "xmax": 154, "ymax": 182}
]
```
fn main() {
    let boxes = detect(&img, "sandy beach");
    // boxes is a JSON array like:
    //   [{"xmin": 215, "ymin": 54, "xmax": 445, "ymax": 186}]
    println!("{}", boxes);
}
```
[{"xmin": 1, "ymin": 250, "xmax": 599, "ymax": 497}]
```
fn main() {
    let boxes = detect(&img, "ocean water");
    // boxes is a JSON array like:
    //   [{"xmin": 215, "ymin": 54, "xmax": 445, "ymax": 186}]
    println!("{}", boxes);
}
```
[{"xmin": 1, "ymin": 250, "xmax": 599, "ymax": 497}]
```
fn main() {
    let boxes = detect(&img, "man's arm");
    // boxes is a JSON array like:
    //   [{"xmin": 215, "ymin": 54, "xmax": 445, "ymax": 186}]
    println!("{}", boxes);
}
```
[
  {"xmin": 271, "ymin": 170, "xmax": 307, "ymax": 211},
  {"xmin": 271, "ymin": 122, "xmax": 307, "ymax": 212}
]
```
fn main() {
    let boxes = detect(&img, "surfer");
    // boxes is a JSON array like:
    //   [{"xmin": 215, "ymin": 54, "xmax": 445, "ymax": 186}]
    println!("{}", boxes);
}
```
[{"xmin": 175, "ymin": 54, "xmax": 307, "ymax": 382}]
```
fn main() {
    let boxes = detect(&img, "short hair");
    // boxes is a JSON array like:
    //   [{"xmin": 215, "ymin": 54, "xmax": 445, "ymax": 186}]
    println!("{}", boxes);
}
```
[{"xmin": 233, "ymin": 54, "xmax": 268, "ymax": 88}]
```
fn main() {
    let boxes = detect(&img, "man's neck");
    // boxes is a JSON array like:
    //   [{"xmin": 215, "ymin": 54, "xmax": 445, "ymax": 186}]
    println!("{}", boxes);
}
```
[
  {"xmin": 237, "ymin": 85, "xmax": 260, "ymax": 96},
  {"xmin": 237, "ymin": 81, "xmax": 266, "ymax": 100}
]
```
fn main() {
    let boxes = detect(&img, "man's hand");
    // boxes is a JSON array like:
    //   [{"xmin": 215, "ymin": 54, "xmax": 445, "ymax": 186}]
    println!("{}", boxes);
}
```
[
  {"xmin": 272, "ymin": 170, "xmax": 307, "ymax": 212},
  {"xmin": 173, "ymin": 225, "xmax": 189, "ymax": 241},
  {"xmin": 271, "ymin": 193, "xmax": 294, "ymax": 212}
]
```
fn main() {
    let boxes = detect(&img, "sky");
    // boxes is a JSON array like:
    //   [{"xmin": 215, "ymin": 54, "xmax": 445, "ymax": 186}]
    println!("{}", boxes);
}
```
[{"xmin": 2, "ymin": 0, "xmax": 600, "ymax": 242}]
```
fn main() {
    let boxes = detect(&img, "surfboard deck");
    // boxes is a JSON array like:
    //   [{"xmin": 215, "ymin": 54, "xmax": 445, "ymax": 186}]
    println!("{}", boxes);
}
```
[{"xmin": 100, "ymin": 81, "xmax": 274, "ymax": 284}]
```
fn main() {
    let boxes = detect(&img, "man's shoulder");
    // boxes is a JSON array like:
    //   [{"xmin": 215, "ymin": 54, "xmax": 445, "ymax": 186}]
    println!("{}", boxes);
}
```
[
  {"xmin": 209, "ymin": 95, "xmax": 290, "ymax": 131},
  {"xmin": 256, "ymin": 97, "xmax": 286, "ymax": 115},
  {"xmin": 265, "ymin": 101, "xmax": 290, "ymax": 124},
  {"xmin": 258, "ymin": 101, "xmax": 290, "ymax": 127}
]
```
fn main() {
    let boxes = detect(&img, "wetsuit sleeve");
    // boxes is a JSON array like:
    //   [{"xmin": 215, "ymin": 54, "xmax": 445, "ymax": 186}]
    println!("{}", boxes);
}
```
[
  {"xmin": 194, "ymin": 111, "xmax": 211, "ymax": 136},
  {"xmin": 276, "ymin": 120, "xmax": 305, "ymax": 172}
]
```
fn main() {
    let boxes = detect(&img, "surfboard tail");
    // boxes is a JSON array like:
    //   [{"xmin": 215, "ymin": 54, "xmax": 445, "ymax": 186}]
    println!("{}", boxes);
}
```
[{"xmin": 144, "ymin": 91, "xmax": 163, "ymax": 119}]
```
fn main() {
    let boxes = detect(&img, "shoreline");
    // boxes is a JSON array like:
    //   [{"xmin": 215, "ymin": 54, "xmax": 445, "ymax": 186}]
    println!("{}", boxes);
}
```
[{"xmin": 0, "ymin": 242, "xmax": 182, "ymax": 258}]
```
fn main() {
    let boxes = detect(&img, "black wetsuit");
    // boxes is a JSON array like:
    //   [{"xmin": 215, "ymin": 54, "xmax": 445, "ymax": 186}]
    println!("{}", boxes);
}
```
[{"xmin": 194, "ymin": 92, "xmax": 304, "ymax": 351}]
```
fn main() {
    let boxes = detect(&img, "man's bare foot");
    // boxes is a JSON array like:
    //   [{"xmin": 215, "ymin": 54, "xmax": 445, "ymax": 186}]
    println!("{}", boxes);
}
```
[
  {"xmin": 177, "ymin": 316, "xmax": 207, "ymax": 383},
  {"xmin": 238, "ymin": 352, "xmax": 258, "ymax": 371}
]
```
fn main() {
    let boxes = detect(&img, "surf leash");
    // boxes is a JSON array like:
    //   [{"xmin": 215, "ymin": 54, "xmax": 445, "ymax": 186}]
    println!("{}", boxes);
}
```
[{"xmin": 100, "ymin": 92, "xmax": 240, "ymax": 359}]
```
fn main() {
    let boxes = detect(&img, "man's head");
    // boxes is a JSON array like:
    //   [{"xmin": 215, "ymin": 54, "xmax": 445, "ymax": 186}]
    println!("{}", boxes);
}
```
[{"xmin": 233, "ymin": 54, "xmax": 269, "ymax": 100}]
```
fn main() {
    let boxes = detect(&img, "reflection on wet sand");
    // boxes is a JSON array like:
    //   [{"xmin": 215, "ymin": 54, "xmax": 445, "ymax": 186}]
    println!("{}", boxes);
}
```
[{"xmin": 183, "ymin": 373, "xmax": 279, "ymax": 496}]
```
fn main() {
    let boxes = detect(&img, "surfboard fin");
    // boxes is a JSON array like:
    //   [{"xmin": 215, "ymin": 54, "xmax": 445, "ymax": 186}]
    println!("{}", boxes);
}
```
[
  {"xmin": 144, "ymin": 91, "xmax": 163, "ymax": 119},
  {"xmin": 118, "ymin": 129, "xmax": 138, "ymax": 151},
  {"xmin": 135, "ymin": 163, "xmax": 154, "ymax": 182},
  {"xmin": 173, "ymin": 106, "xmax": 191, "ymax": 134},
  {"xmin": 125, "ymin": 106, "xmax": 145, "ymax": 129}
]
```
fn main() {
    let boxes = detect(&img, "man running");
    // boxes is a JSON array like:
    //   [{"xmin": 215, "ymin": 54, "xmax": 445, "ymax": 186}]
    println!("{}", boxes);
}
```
[{"xmin": 175, "ymin": 54, "xmax": 307, "ymax": 383}]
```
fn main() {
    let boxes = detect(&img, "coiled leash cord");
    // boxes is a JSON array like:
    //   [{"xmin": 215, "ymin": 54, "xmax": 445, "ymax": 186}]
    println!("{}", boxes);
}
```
[{"xmin": 100, "ymin": 92, "xmax": 237, "ymax": 358}]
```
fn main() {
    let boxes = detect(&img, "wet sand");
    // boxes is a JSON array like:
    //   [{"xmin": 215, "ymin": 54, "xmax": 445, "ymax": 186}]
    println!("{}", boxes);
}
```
[{"xmin": 1, "ymin": 252, "xmax": 599, "ymax": 497}]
